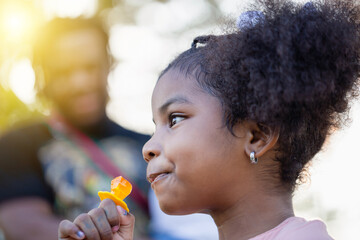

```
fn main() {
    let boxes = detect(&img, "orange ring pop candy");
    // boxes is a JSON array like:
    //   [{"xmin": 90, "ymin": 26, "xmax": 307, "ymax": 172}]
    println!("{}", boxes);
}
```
[{"xmin": 98, "ymin": 176, "xmax": 132, "ymax": 212}]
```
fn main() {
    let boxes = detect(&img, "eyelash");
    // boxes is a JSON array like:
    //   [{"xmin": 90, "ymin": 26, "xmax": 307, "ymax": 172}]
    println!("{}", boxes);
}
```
[{"xmin": 169, "ymin": 113, "xmax": 186, "ymax": 128}]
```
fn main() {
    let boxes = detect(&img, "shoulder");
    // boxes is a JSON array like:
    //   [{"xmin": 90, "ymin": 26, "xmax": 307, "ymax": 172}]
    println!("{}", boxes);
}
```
[
  {"xmin": 0, "ymin": 122, "xmax": 52, "ymax": 145},
  {"xmin": 0, "ymin": 121, "xmax": 53, "ymax": 166},
  {"xmin": 279, "ymin": 217, "xmax": 333, "ymax": 239},
  {"xmin": 0, "ymin": 122, "xmax": 55, "ymax": 204},
  {"xmin": 0, "ymin": 122, "xmax": 52, "ymax": 148},
  {"xmin": 251, "ymin": 217, "xmax": 333, "ymax": 240}
]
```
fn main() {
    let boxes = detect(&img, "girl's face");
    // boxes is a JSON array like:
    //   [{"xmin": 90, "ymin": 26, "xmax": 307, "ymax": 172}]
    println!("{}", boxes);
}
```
[{"xmin": 143, "ymin": 68, "xmax": 252, "ymax": 215}]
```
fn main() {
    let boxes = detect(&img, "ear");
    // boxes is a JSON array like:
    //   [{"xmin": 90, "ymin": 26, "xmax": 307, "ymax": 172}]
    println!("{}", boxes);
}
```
[{"xmin": 241, "ymin": 121, "xmax": 279, "ymax": 160}]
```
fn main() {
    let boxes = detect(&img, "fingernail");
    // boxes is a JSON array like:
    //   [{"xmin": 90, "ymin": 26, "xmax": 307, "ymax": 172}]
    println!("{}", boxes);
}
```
[
  {"xmin": 76, "ymin": 230, "xmax": 85, "ymax": 238},
  {"xmin": 117, "ymin": 205, "xmax": 128, "ymax": 215},
  {"xmin": 112, "ymin": 225, "xmax": 120, "ymax": 232}
]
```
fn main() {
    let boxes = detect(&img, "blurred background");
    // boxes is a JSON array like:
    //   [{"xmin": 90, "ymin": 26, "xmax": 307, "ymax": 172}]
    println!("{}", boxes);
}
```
[{"xmin": 0, "ymin": 0, "xmax": 358, "ymax": 239}]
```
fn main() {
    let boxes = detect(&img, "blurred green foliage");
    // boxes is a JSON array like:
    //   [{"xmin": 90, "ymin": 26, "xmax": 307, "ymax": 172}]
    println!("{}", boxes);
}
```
[{"xmin": 0, "ymin": 85, "xmax": 43, "ymax": 134}]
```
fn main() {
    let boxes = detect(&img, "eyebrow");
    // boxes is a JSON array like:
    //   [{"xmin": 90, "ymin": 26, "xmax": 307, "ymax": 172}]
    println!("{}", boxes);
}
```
[{"xmin": 159, "ymin": 95, "xmax": 192, "ymax": 114}]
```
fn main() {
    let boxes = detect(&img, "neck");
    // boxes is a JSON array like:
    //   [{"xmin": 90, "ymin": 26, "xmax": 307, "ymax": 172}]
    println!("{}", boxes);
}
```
[
  {"xmin": 211, "ymin": 192, "xmax": 294, "ymax": 240},
  {"xmin": 50, "ymin": 111, "xmax": 110, "ymax": 138}
]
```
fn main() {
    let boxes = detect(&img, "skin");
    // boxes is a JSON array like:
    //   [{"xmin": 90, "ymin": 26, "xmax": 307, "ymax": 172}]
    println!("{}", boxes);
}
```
[
  {"xmin": 0, "ymin": 198, "xmax": 60, "ymax": 240},
  {"xmin": 58, "ymin": 199, "xmax": 135, "ymax": 240},
  {"xmin": 58, "ymin": 68, "xmax": 295, "ymax": 240},
  {"xmin": 0, "ymin": 28, "xmax": 110, "ymax": 240},
  {"xmin": 43, "ymin": 28, "xmax": 109, "ymax": 129},
  {"xmin": 143, "ymin": 68, "xmax": 294, "ymax": 240}
]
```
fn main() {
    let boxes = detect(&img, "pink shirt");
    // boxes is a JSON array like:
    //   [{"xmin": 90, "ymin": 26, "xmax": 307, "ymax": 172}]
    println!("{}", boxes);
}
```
[{"xmin": 249, "ymin": 217, "xmax": 333, "ymax": 240}]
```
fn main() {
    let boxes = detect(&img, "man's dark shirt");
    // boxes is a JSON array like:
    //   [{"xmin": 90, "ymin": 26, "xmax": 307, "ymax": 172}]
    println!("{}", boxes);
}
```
[{"xmin": 0, "ymin": 118, "xmax": 150, "ymax": 237}]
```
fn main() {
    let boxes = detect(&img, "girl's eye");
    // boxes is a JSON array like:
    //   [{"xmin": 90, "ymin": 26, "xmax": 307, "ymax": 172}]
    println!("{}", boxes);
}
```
[{"xmin": 169, "ymin": 114, "xmax": 185, "ymax": 128}]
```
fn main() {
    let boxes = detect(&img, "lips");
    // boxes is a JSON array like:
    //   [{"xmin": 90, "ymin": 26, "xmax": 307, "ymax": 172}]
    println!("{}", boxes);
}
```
[{"xmin": 147, "ymin": 172, "xmax": 170, "ymax": 184}]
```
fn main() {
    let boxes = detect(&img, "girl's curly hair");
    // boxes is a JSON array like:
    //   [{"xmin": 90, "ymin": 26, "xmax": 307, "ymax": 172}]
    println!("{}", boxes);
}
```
[{"xmin": 160, "ymin": 0, "xmax": 360, "ymax": 191}]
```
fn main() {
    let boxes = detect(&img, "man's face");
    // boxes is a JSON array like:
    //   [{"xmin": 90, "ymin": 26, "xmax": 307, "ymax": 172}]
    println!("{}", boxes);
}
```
[{"xmin": 43, "ymin": 28, "xmax": 109, "ymax": 128}]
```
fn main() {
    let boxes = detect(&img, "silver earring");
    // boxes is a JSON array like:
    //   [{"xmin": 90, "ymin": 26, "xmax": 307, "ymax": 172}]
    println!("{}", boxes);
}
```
[{"xmin": 250, "ymin": 151, "xmax": 258, "ymax": 164}]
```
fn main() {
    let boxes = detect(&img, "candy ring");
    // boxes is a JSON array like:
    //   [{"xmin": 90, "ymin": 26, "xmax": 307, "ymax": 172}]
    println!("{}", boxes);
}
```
[{"xmin": 98, "ymin": 176, "xmax": 132, "ymax": 212}]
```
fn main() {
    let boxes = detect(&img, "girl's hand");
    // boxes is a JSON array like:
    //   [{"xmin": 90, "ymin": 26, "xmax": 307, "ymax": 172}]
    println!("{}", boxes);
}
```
[{"xmin": 58, "ymin": 198, "xmax": 134, "ymax": 240}]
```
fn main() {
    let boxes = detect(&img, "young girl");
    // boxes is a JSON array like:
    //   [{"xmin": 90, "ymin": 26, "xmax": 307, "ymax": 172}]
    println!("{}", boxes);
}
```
[{"xmin": 59, "ymin": 0, "xmax": 360, "ymax": 239}]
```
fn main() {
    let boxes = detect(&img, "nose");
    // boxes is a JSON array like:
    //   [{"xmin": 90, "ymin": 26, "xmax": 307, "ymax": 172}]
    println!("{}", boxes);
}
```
[
  {"xmin": 142, "ymin": 135, "xmax": 161, "ymax": 163},
  {"xmin": 69, "ymin": 67, "xmax": 99, "ymax": 91},
  {"xmin": 69, "ymin": 69, "xmax": 93, "ymax": 89}
]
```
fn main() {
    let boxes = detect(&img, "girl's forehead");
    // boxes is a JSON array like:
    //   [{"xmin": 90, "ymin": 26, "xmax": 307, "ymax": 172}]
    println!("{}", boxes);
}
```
[
  {"xmin": 154, "ymin": 69, "xmax": 199, "ymax": 94},
  {"xmin": 151, "ymin": 68, "xmax": 210, "ymax": 108}
]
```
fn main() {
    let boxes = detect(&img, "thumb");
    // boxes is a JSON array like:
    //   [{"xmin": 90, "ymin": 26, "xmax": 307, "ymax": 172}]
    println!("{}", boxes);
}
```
[{"xmin": 114, "ymin": 206, "xmax": 135, "ymax": 240}]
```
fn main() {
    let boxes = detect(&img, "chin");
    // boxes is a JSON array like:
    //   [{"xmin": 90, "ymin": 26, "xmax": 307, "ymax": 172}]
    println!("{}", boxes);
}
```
[
  {"xmin": 78, "ymin": 117, "xmax": 101, "ymax": 127},
  {"xmin": 159, "ymin": 203, "xmax": 188, "ymax": 216},
  {"xmin": 71, "ymin": 111, "xmax": 105, "ymax": 127},
  {"xmin": 158, "ymin": 197, "xmax": 199, "ymax": 216}
]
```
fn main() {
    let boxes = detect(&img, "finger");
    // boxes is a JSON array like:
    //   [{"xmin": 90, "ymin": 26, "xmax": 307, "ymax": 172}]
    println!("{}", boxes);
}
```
[
  {"xmin": 73, "ymin": 213, "xmax": 101, "ymax": 240},
  {"xmin": 58, "ymin": 219, "xmax": 85, "ymax": 239},
  {"xmin": 116, "ymin": 206, "xmax": 135, "ymax": 240},
  {"xmin": 99, "ymin": 198, "xmax": 120, "ymax": 231},
  {"xmin": 59, "ymin": 237, "xmax": 84, "ymax": 240},
  {"xmin": 88, "ymin": 208, "xmax": 113, "ymax": 240}
]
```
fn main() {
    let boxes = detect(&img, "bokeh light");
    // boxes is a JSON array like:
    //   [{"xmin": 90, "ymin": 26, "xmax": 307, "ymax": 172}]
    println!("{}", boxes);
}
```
[
  {"xmin": 42, "ymin": 0, "xmax": 97, "ymax": 19},
  {"xmin": 8, "ymin": 58, "xmax": 36, "ymax": 104},
  {"xmin": 0, "ymin": 0, "xmax": 41, "ymax": 44}
]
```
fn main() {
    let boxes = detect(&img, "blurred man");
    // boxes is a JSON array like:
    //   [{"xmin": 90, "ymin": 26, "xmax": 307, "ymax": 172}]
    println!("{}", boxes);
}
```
[{"xmin": 0, "ymin": 17, "xmax": 150, "ymax": 240}]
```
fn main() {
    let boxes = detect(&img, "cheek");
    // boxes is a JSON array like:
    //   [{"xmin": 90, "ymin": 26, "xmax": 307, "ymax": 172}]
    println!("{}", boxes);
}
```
[
  {"xmin": 166, "ymin": 124, "xmax": 238, "ymax": 190},
  {"xmin": 162, "ymin": 137, "xmax": 241, "ymax": 213}
]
